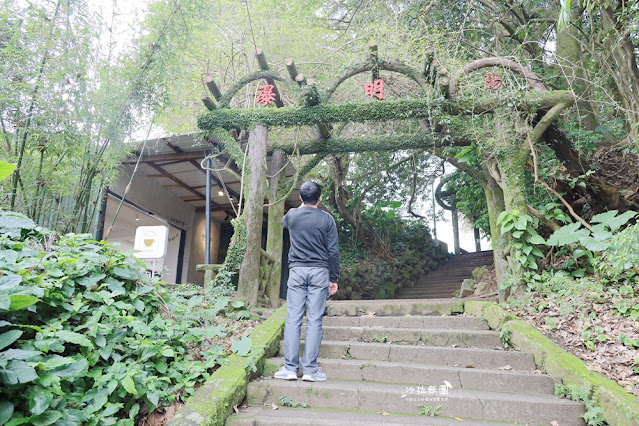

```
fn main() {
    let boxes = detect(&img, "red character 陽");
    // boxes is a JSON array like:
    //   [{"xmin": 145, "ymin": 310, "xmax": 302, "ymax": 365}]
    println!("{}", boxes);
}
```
[{"xmin": 484, "ymin": 72, "xmax": 503, "ymax": 90}]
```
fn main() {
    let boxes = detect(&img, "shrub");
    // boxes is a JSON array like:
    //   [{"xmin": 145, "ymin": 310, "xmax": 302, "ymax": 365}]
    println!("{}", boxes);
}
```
[{"xmin": 0, "ymin": 211, "xmax": 247, "ymax": 425}]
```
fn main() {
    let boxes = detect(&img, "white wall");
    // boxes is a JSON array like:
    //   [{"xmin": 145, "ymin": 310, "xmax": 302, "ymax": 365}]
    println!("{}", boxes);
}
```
[{"xmin": 106, "ymin": 166, "xmax": 197, "ymax": 283}]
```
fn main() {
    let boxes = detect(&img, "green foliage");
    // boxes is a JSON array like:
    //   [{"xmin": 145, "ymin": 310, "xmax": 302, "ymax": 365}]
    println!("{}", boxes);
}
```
[
  {"xmin": 554, "ymin": 383, "xmax": 606, "ymax": 426},
  {"xmin": 497, "ymin": 209, "xmax": 545, "ymax": 281},
  {"xmin": 499, "ymin": 328, "xmax": 512, "ymax": 349},
  {"xmin": 0, "ymin": 211, "xmax": 248, "ymax": 425},
  {"xmin": 279, "ymin": 396, "xmax": 308, "ymax": 408},
  {"xmin": 582, "ymin": 325, "xmax": 608, "ymax": 351},
  {"xmin": 545, "ymin": 210, "xmax": 637, "ymax": 279},
  {"xmin": 0, "ymin": 162, "xmax": 16, "ymax": 182},
  {"xmin": 417, "ymin": 404, "xmax": 442, "ymax": 416},
  {"xmin": 602, "ymin": 222, "xmax": 639, "ymax": 276},
  {"xmin": 198, "ymin": 98, "xmax": 436, "ymax": 131},
  {"xmin": 336, "ymin": 222, "xmax": 447, "ymax": 300},
  {"xmin": 442, "ymin": 170, "xmax": 490, "ymax": 238}
]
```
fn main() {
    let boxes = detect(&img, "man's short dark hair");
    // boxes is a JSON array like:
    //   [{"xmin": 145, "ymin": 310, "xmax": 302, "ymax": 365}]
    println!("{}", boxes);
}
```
[{"xmin": 300, "ymin": 181, "xmax": 322, "ymax": 205}]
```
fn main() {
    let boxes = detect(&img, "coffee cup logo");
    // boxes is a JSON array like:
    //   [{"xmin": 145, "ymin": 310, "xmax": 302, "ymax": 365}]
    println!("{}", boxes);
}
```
[{"xmin": 142, "ymin": 230, "xmax": 158, "ymax": 249}]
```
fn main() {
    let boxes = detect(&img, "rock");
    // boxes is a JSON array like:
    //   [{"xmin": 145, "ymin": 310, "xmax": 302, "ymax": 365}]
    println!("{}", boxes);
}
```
[
  {"xmin": 460, "ymin": 278, "xmax": 476, "ymax": 298},
  {"xmin": 472, "ymin": 266, "xmax": 489, "ymax": 281},
  {"xmin": 474, "ymin": 281, "xmax": 489, "ymax": 296}
]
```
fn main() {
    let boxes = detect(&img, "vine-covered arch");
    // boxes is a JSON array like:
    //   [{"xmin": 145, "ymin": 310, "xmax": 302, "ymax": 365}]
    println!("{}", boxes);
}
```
[{"xmin": 197, "ymin": 41, "xmax": 576, "ymax": 305}]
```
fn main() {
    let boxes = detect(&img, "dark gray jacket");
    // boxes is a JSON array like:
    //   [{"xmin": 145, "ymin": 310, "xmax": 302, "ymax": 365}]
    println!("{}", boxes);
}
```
[{"xmin": 282, "ymin": 206, "xmax": 340, "ymax": 282}]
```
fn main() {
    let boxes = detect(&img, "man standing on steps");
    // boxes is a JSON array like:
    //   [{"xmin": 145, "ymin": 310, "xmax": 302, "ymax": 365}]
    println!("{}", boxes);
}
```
[{"xmin": 274, "ymin": 181, "xmax": 339, "ymax": 382}]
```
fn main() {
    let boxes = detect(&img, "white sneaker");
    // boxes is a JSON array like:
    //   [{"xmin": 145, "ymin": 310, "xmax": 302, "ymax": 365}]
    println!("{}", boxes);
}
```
[
  {"xmin": 302, "ymin": 367, "xmax": 327, "ymax": 382},
  {"xmin": 274, "ymin": 366, "xmax": 297, "ymax": 380}
]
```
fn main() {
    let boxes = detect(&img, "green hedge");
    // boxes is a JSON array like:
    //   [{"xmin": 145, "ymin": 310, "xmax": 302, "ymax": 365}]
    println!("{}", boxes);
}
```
[{"xmin": 334, "ymin": 245, "xmax": 448, "ymax": 300}]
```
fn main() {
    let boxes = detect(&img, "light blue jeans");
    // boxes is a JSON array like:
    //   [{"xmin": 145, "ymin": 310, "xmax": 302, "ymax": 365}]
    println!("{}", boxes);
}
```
[{"xmin": 283, "ymin": 266, "xmax": 329, "ymax": 374}]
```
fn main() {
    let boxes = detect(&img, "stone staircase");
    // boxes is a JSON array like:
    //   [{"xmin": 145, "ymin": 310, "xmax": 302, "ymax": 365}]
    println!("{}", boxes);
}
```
[
  {"xmin": 397, "ymin": 251, "xmax": 495, "ymax": 299},
  {"xmin": 227, "ymin": 299, "xmax": 585, "ymax": 425}
]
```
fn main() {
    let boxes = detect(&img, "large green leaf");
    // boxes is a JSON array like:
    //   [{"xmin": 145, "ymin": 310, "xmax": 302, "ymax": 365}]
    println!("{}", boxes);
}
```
[
  {"xmin": 26, "ymin": 386, "xmax": 53, "ymax": 416},
  {"xmin": 56, "ymin": 330, "xmax": 93, "ymax": 349},
  {"xmin": 8, "ymin": 295, "xmax": 40, "ymax": 311},
  {"xmin": 0, "ymin": 401, "xmax": 13, "ymax": 425},
  {"xmin": 546, "ymin": 222, "xmax": 588, "ymax": 246},
  {"xmin": 0, "ymin": 330, "xmax": 22, "ymax": 351},
  {"xmin": 579, "ymin": 236, "xmax": 610, "ymax": 252},
  {"xmin": 30, "ymin": 410, "xmax": 62, "ymax": 426},
  {"xmin": 591, "ymin": 210, "xmax": 636, "ymax": 232},
  {"xmin": 0, "ymin": 161, "xmax": 16, "ymax": 181},
  {"xmin": 49, "ymin": 357, "xmax": 87, "ymax": 378},
  {"xmin": 121, "ymin": 375, "xmax": 137, "ymax": 396},
  {"xmin": 231, "ymin": 336, "xmax": 252, "ymax": 356},
  {"xmin": 0, "ymin": 212, "xmax": 36, "ymax": 232},
  {"xmin": 0, "ymin": 360, "xmax": 38, "ymax": 384},
  {"xmin": 0, "ymin": 349, "xmax": 41, "ymax": 360},
  {"xmin": 0, "ymin": 274, "xmax": 22, "ymax": 291},
  {"xmin": 0, "ymin": 295, "xmax": 9, "ymax": 311}
]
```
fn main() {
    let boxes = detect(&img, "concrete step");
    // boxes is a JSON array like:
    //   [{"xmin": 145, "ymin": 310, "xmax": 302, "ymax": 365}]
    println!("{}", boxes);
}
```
[
  {"xmin": 280, "ymin": 341, "xmax": 537, "ymax": 371},
  {"xmin": 326, "ymin": 299, "xmax": 464, "ymax": 317},
  {"xmin": 226, "ymin": 406, "xmax": 513, "ymax": 425},
  {"xmin": 301, "ymin": 326, "xmax": 502, "ymax": 348},
  {"xmin": 246, "ymin": 379, "xmax": 585, "ymax": 425},
  {"xmin": 267, "ymin": 358, "xmax": 557, "ymax": 395},
  {"xmin": 321, "ymin": 315, "xmax": 489, "ymax": 330},
  {"xmin": 226, "ymin": 406, "xmax": 514, "ymax": 425}
]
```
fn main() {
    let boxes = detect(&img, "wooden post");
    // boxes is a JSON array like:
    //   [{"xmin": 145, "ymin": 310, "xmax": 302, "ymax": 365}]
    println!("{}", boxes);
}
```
[
  {"xmin": 237, "ymin": 125, "xmax": 268, "ymax": 306},
  {"xmin": 265, "ymin": 150, "xmax": 286, "ymax": 307}
]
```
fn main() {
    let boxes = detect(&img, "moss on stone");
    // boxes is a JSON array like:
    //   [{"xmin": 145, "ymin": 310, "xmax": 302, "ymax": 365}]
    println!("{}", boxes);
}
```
[
  {"xmin": 168, "ymin": 304, "xmax": 288, "ymax": 426},
  {"xmin": 474, "ymin": 302, "xmax": 639, "ymax": 425},
  {"xmin": 464, "ymin": 301, "xmax": 487, "ymax": 318}
]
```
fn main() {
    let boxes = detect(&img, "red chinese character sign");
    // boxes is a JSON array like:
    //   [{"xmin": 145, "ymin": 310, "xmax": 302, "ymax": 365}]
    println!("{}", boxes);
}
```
[
  {"xmin": 484, "ymin": 72, "xmax": 503, "ymax": 90},
  {"xmin": 256, "ymin": 84, "xmax": 276, "ymax": 106},
  {"xmin": 364, "ymin": 79, "xmax": 384, "ymax": 100}
]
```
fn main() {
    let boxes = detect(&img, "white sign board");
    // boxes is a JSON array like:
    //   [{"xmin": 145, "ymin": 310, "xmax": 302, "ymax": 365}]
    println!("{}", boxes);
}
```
[{"xmin": 133, "ymin": 226, "xmax": 169, "ymax": 259}]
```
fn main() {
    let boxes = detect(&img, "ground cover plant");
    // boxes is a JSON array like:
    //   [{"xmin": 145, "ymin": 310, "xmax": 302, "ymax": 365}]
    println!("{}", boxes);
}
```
[
  {"xmin": 0, "ymin": 211, "xmax": 257, "ymax": 425},
  {"xmin": 501, "ymin": 213, "xmax": 639, "ymax": 398}
]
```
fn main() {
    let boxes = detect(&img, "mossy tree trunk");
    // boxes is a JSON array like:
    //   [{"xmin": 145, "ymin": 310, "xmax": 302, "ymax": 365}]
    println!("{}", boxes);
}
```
[
  {"xmin": 494, "ymin": 138, "xmax": 530, "ymax": 298},
  {"xmin": 480, "ymin": 162, "xmax": 509, "ymax": 302},
  {"xmin": 237, "ymin": 125, "xmax": 268, "ymax": 306},
  {"xmin": 264, "ymin": 149, "xmax": 286, "ymax": 308}
]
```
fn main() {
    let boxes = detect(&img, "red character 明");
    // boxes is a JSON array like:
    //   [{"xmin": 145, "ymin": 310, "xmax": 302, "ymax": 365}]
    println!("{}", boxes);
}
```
[
  {"xmin": 256, "ymin": 84, "xmax": 276, "ymax": 105},
  {"xmin": 484, "ymin": 72, "xmax": 503, "ymax": 90},
  {"xmin": 364, "ymin": 79, "xmax": 384, "ymax": 100}
]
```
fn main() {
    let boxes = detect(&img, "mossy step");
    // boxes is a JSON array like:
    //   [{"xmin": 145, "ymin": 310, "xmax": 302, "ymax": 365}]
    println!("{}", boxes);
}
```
[
  {"xmin": 266, "ymin": 358, "xmax": 557, "ymax": 395},
  {"xmin": 280, "ymin": 341, "xmax": 537, "ymax": 371},
  {"xmin": 326, "ymin": 299, "xmax": 464, "ymax": 317},
  {"xmin": 246, "ymin": 378, "xmax": 585, "ymax": 425},
  {"xmin": 321, "ymin": 315, "xmax": 489, "ymax": 330},
  {"xmin": 226, "ymin": 406, "xmax": 512, "ymax": 425},
  {"xmin": 301, "ymin": 326, "xmax": 502, "ymax": 348}
]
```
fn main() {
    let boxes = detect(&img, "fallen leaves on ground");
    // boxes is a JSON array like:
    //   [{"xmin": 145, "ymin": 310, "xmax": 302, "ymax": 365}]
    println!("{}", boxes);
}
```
[{"xmin": 506, "ymin": 292, "xmax": 639, "ymax": 397}]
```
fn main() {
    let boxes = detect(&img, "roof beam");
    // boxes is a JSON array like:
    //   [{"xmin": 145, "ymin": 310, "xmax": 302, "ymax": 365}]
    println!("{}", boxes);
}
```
[
  {"xmin": 145, "ymin": 161, "xmax": 224, "ymax": 210},
  {"xmin": 163, "ymin": 139, "xmax": 243, "ymax": 201},
  {"xmin": 122, "ymin": 150, "xmax": 208, "ymax": 164}
]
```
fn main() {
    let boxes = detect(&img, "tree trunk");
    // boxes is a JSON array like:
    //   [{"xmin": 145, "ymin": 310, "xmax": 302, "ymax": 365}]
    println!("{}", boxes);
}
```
[
  {"xmin": 556, "ymin": 7, "xmax": 599, "ymax": 131},
  {"xmin": 473, "ymin": 228, "xmax": 481, "ymax": 252},
  {"xmin": 600, "ymin": 4, "xmax": 639, "ymax": 143},
  {"xmin": 495, "ymin": 140, "xmax": 530, "ymax": 297},
  {"xmin": 480, "ymin": 163, "xmax": 509, "ymax": 302},
  {"xmin": 451, "ymin": 200, "xmax": 460, "ymax": 255},
  {"xmin": 237, "ymin": 125, "xmax": 268, "ymax": 306},
  {"xmin": 265, "ymin": 150, "xmax": 286, "ymax": 308}
]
